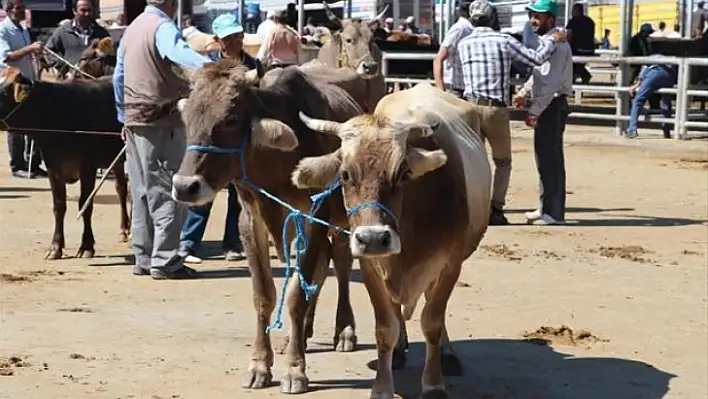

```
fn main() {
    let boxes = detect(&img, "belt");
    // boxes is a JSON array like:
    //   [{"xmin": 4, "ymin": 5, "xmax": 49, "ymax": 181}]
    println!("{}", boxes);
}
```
[{"xmin": 466, "ymin": 97, "xmax": 507, "ymax": 107}]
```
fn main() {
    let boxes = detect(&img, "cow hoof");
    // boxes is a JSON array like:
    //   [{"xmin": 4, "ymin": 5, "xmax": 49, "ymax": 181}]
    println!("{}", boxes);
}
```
[
  {"xmin": 334, "ymin": 325, "xmax": 357, "ymax": 352},
  {"xmin": 76, "ymin": 248, "xmax": 95, "ymax": 258},
  {"xmin": 392, "ymin": 348, "xmax": 407, "ymax": 370},
  {"xmin": 280, "ymin": 369, "xmax": 309, "ymax": 394},
  {"xmin": 441, "ymin": 353, "xmax": 464, "ymax": 376},
  {"xmin": 420, "ymin": 388, "xmax": 449, "ymax": 399},
  {"xmin": 44, "ymin": 248, "xmax": 63, "ymax": 260},
  {"xmin": 242, "ymin": 362, "xmax": 273, "ymax": 389}
]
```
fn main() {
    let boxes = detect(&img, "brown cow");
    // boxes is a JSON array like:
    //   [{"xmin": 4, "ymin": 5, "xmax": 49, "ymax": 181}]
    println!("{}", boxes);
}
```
[
  {"xmin": 292, "ymin": 83, "xmax": 492, "ymax": 398},
  {"xmin": 306, "ymin": 2, "xmax": 387, "ymax": 112},
  {"xmin": 171, "ymin": 60, "xmax": 363, "ymax": 394},
  {"xmin": 0, "ymin": 68, "xmax": 129, "ymax": 259}
]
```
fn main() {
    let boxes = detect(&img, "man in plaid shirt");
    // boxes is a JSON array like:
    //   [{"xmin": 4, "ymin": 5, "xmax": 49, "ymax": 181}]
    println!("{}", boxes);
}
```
[{"xmin": 457, "ymin": 0, "xmax": 565, "ymax": 225}]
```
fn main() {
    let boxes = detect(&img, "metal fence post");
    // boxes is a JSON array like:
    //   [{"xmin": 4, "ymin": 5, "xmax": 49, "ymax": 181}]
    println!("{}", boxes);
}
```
[
  {"xmin": 676, "ymin": 59, "xmax": 689, "ymax": 139},
  {"xmin": 615, "ymin": 0, "xmax": 633, "ymax": 136}
]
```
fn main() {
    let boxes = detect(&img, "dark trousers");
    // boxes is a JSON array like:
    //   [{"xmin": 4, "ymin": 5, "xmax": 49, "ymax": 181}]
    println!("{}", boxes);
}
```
[
  {"xmin": 533, "ymin": 97, "xmax": 568, "ymax": 221},
  {"xmin": 7, "ymin": 131, "xmax": 42, "ymax": 172}
]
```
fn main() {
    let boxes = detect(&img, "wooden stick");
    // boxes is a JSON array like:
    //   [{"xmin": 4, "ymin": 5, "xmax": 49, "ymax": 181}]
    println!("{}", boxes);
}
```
[{"xmin": 76, "ymin": 144, "xmax": 127, "ymax": 220}]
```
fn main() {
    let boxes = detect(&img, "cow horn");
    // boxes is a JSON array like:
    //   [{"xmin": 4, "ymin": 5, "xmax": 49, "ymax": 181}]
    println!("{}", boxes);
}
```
[
  {"xmin": 404, "ymin": 120, "xmax": 440, "ymax": 142},
  {"xmin": 299, "ymin": 112, "xmax": 343, "ymax": 137},
  {"xmin": 373, "ymin": 5, "xmax": 388, "ymax": 22},
  {"xmin": 322, "ymin": 1, "xmax": 340, "ymax": 23}
]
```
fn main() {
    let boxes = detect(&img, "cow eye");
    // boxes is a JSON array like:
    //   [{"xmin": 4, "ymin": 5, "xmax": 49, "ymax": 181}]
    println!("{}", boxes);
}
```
[
  {"xmin": 345, "ymin": 38, "xmax": 353, "ymax": 44},
  {"xmin": 340, "ymin": 170, "xmax": 351, "ymax": 183}
]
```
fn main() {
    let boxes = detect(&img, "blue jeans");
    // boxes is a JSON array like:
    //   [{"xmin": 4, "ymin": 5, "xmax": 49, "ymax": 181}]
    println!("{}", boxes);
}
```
[
  {"xmin": 628, "ymin": 67, "xmax": 675, "ymax": 136},
  {"xmin": 180, "ymin": 183, "xmax": 243, "ymax": 254}
]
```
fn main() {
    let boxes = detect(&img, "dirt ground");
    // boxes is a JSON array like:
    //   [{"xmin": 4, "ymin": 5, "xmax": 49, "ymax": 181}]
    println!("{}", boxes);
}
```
[{"xmin": 1, "ymin": 123, "xmax": 706, "ymax": 399}]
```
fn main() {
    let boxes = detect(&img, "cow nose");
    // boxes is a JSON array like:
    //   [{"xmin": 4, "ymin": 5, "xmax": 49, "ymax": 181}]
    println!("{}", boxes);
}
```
[
  {"xmin": 350, "ymin": 225, "xmax": 400, "ymax": 257},
  {"xmin": 171, "ymin": 174, "xmax": 215, "ymax": 205},
  {"xmin": 362, "ymin": 61, "xmax": 378, "ymax": 75}
]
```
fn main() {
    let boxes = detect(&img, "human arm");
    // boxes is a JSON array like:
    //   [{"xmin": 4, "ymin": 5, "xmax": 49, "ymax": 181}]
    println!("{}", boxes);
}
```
[
  {"xmin": 507, "ymin": 33, "xmax": 560, "ymax": 67},
  {"xmin": 112, "ymin": 40, "xmax": 125, "ymax": 124},
  {"xmin": 154, "ymin": 19, "xmax": 211, "ymax": 68},
  {"xmin": 0, "ymin": 30, "xmax": 42, "ymax": 63},
  {"xmin": 433, "ymin": 25, "xmax": 464, "ymax": 89},
  {"xmin": 256, "ymin": 30, "xmax": 272, "ymax": 64}
]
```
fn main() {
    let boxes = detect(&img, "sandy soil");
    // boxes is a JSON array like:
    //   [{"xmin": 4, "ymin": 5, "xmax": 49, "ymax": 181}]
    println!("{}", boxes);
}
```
[{"xmin": 1, "ymin": 124, "xmax": 706, "ymax": 399}]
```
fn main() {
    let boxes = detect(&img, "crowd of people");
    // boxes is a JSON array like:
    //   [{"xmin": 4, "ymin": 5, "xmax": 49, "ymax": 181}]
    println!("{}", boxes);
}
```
[{"xmin": 0, "ymin": 0, "xmax": 700, "ymax": 278}]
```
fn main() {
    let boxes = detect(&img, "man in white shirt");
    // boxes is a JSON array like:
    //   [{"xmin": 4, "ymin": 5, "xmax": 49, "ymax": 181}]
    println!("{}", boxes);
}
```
[
  {"xmin": 513, "ymin": 0, "xmax": 572, "ymax": 225},
  {"xmin": 650, "ymin": 21, "xmax": 668, "ymax": 38},
  {"xmin": 256, "ymin": 10, "xmax": 277, "ymax": 37},
  {"xmin": 433, "ymin": 3, "xmax": 473, "ymax": 98},
  {"xmin": 0, "ymin": 0, "xmax": 45, "ymax": 179}
]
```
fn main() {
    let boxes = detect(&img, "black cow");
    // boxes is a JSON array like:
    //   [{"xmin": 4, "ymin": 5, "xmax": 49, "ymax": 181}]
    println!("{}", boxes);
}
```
[{"xmin": 0, "ymin": 67, "xmax": 129, "ymax": 259}]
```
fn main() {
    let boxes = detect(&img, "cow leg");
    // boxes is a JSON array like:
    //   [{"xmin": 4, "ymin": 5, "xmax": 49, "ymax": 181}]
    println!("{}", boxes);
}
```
[
  {"xmin": 280, "ymin": 224, "xmax": 329, "ymax": 394},
  {"xmin": 240, "ymin": 204, "xmax": 276, "ymax": 389},
  {"xmin": 301, "ymin": 239, "xmax": 330, "ymax": 344},
  {"xmin": 419, "ymin": 263, "xmax": 462, "ymax": 399},
  {"xmin": 76, "ymin": 166, "xmax": 97, "ymax": 258},
  {"xmin": 113, "ymin": 162, "xmax": 131, "ymax": 243},
  {"xmin": 331, "ymin": 231, "xmax": 357, "ymax": 352},
  {"xmin": 360, "ymin": 259, "xmax": 399, "ymax": 399},
  {"xmin": 393, "ymin": 306, "xmax": 409, "ymax": 370},
  {"xmin": 45, "ymin": 172, "xmax": 67, "ymax": 260},
  {"xmin": 440, "ymin": 326, "xmax": 463, "ymax": 376}
]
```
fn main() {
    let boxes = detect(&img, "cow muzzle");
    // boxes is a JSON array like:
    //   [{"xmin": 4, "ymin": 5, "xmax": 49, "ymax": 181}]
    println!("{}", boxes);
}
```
[
  {"xmin": 350, "ymin": 225, "xmax": 400, "ymax": 257},
  {"xmin": 171, "ymin": 174, "xmax": 215, "ymax": 205},
  {"xmin": 356, "ymin": 60, "xmax": 379, "ymax": 79}
]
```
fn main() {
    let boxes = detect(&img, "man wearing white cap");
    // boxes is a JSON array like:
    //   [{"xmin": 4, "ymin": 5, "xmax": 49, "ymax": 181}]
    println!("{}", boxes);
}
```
[
  {"xmin": 256, "ymin": 9, "xmax": 277, "ymax": 37},
  {"xmin": 383, "ymin": 17, "xmax": 394, "ymax": 33}
]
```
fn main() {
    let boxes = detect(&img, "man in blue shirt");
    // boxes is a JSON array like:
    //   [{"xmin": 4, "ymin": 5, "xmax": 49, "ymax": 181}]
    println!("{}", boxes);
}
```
[
  {"xmin": 113, "ymin": 0, "xmax": 212, "ymax": 279},
  {"xmin": 179, "ymin": 13, "xmax": 259, "ymax": 264}
]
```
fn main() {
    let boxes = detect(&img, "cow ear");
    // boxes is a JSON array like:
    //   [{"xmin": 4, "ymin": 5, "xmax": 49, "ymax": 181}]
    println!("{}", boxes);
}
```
[
  {"xmin": 251, "ymin": 117, "xmax": 299, "ymax": 151},
  {"xmin": 407, "ymin": 147, "xmax": 447, "ymax": 178},
  {"xmin": 292, "ymin": 150, "xmax": 341, "ymax": 189}
]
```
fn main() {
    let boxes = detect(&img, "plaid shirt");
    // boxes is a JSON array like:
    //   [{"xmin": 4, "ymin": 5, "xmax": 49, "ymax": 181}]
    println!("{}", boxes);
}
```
[
  {"xmin": 457, "ymin": 27, "xmax": 557, "ymax": 105},
  {"xmin": 441, "ymin": 17, "xmax": 474, "ymax": 90}
]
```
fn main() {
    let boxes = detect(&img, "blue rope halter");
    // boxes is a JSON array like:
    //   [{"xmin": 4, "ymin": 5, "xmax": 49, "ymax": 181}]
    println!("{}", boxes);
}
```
[{"xmin": 185, "ymin": 125, "xmax": 398, "ymax": 333}]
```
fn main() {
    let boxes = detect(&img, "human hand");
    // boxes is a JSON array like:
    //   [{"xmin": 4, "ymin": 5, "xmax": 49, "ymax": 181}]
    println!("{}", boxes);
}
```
[
  {"xmin": 525, "ymin": 114, "xmax": 538, "ymax": 128},
  {"xmin": 29, "ymin": 41, "xmax": 44, "ymax": 54},
  {"xmin": 551, "ymin": 30, "xmax": 567, "ymax": 42},
  {"xmin": 513, "ymin": 94, "xmax": 526, "ymax": 108}
]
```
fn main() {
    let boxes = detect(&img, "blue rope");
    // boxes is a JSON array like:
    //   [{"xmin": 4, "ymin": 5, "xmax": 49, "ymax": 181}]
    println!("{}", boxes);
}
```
[
  {"xmin": 186, "ymin": 133, "xmax": 341, "ymax": 334},
  {"xmin": 186, "ymin": 130, "xmax": 399, "ymax": 334}
]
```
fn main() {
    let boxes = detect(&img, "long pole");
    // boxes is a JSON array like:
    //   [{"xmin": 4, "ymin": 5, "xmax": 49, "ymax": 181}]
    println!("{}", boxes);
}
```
[
  {"xmin": 176, "ymin": 0, "xmax": 183, "ymax": 30},
  {"xmin": 298, "ymin": 0, "xmax": 305, "ymax": 35},
  {"xmin": 76, "ymin": 145, "xmax": 127, "ymax": 220},
  {"xmin": 615, "ymin": 0, "xmax": 633, "ymax": 136}
]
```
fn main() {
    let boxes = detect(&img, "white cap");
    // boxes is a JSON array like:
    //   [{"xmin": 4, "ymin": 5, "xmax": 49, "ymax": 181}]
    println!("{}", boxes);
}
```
[
  {"xmin": 385, "ymin": 17, "xmax": 393, "ymax": 23},
  {"xmin": 405, "ymin": 16, "xmax": 414, "ymax": 23},
  {"xmin": 266, "ymin": 10, "xmax": 277, "ymax": 18}
]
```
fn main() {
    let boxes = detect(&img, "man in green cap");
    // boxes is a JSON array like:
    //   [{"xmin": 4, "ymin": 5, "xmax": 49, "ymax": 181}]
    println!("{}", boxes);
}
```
[{"xmin": 513, "ymin": 0, "xmax": 572, "ymax": 225}]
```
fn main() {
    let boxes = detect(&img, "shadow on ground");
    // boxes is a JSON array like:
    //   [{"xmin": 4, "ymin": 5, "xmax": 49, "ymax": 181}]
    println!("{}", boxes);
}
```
[
  {"xmin": 311, "ymin": 339, "xmax": 675, "ymax": 399},
  {"xmin": 506, "ymin": 207, "xmax": 706, "ymax": 227}
]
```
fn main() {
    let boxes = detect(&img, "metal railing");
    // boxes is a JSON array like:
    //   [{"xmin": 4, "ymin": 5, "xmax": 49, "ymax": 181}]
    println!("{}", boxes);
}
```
[{"xmin": 380, "ymin": 52, "xmax": 708, "ymax": 139}]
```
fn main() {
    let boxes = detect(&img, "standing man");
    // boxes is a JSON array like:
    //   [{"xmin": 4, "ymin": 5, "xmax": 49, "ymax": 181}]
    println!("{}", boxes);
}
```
[
  {"xmin": 113, "ymin": 0, "xmax": 212, "ymax": 279},
  {"xmin": 457, "ymin": 0, "xmax": 564, "ymax": 225},
  {"xmin": 513, "ymin": 0, "xmax": 572, "ymax": 225},
  {"xmin": 256, "ymin": 10, "xmax": 300, "ymax": 69},
  {"xmin": 256, "ymin": 10, "xmax": 277, "ymax": 37},
  {"xmin": 45, "ymin": 0, "xmax": 110, "ymax": 79},
  {"xmin": 0, "ymin": 0, "xmax": 46, "ymax": 179},
  {"xmin": 179, "ymin": 13, "xmax": 258, "ymax": 264},
  {"xmin": 433, "ymin": 2, "xmax": 473, "ymax": 98},
  {"xmin": 565, "ymin": 3, "xmax": 594, "ymax": 84}
]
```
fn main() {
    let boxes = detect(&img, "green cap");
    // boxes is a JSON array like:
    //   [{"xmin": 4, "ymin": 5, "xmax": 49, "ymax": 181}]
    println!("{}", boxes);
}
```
[{"xmin": 526, "ymin": 0, "xmax": 557, "ymax": 16}]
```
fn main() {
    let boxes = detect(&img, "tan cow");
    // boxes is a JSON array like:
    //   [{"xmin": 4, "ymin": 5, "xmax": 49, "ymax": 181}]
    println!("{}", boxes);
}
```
[
  {"xmin": 171, "ymin": 60, "xmax": 364, "ymax": 394},
  {"xmin": 292, "ymin": 83, "xmax": 492, "ymax": 398}
]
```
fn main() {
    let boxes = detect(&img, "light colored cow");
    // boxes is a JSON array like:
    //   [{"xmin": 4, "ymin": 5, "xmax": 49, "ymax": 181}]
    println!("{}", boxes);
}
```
[{"xmin": 292, "ymin": 83, "xmax": 492, "ymax": 398}]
